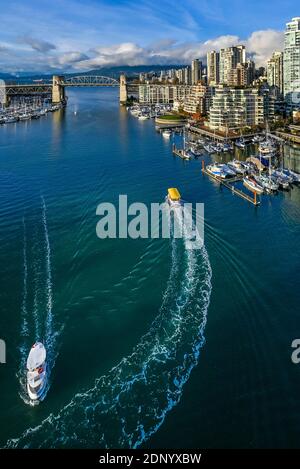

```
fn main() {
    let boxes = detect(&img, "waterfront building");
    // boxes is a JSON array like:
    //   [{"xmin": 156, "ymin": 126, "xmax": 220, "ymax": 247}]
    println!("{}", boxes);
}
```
[
  {"xmin": 219, "ymin": 45, "xmax": 246, "ymax": 84},
  {"xmin": 191, "ymin": 59, "xmax": 202, "ymax": 85},
  {"xmin": 284, "ymin": 17, "xmax": 300, "ymax": 110},
  {"xmin": 267, "ymin": 51, "xmax": 284, "ymax": 98},
  {"xmin": 138, "ymin": 84, "xmax": 193, "ymax": 104},
  {"xmin": 183, "ymin": 84, "xmax": 212, "ymax": 115},
  {"xmin": 208, "ymin": 85, "xmax": 274, "ymax": 131},
  {"xmin": 207, "ymin": 50, "xmax": 220, "ymax": 85}
]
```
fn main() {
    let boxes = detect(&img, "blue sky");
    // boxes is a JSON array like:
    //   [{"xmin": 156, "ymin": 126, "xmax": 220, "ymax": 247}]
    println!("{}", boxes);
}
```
[{"xmin": 0, "ymin": 0, "xmax": 298, "ymax": 73}]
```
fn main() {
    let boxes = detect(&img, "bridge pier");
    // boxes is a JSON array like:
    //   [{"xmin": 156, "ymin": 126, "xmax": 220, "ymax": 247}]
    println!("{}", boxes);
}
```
[
  {"xmin": 52, "ymin": 75, "xmax": 66, "ymax": 104},
  {"xmin": 119, "ymin": 74, "xmax": 127, "ymax": 105}
]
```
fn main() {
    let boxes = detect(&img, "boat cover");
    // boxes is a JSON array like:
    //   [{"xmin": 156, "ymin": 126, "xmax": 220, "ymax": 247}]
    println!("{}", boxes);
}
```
[
  {"xmin": 26, "ymin": 342, "xmax": 46, "ymax": 371},
  {"xmin": 168, "ymin": 188, "xmax": 181, "ymax": 201}
]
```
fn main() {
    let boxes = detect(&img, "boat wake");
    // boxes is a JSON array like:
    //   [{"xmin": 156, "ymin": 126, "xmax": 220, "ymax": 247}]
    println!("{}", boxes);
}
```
[
  {"xmin": 18, "ymin": 196, "xmax": 58, "ymax": 405},
  {"xmin": 10, "ymin": 208, "xmax": 212, "ymax": 447}
]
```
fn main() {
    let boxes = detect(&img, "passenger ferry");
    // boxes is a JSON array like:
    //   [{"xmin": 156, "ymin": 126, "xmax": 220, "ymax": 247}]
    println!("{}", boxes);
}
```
[{"xmin": 166, "ymin": 188, "xmax": 183, "ymax": 207}]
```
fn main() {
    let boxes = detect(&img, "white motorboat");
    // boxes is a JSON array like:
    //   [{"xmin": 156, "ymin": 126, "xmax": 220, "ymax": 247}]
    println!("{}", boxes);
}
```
[
  {"xmin": 254, "ymin": 174, "xmax": 278, "ymax": 192},
  {"xmin": 235, "ymin": 138, "xmax": 246, "ymax": 149},
  {"xmin": 26, "ymin": 342, "xmax": 48, "ymax": 402},
  {"xmin": 206, "ymin": 163, "xmax": 235, "ymax": 178},
  {"xmin": 282, "ymin": 169, "xmax": 300, "ymax": 183},
  {"xmin": 162, "ymin": 129, "xmax": 172, "ymax": 138},
  {"xmin": 243, "ymin": 176, "xmax": 264, "ymax": 194},
  {"xmin": 227, "ymin": 160, "xmax": 246, "ymax": 174}
]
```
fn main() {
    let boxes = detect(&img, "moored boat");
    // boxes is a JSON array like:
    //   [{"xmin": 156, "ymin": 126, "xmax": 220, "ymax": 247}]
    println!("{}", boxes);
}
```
[{"xmin": 243, "ymin": 176, "xmax": 264, "ymax": 194}]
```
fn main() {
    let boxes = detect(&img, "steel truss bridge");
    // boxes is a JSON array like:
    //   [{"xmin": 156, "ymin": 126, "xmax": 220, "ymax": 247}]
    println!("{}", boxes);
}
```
[
  {"xmin": 0, "ymin": 75, "xmax": 135, "ymax": 104},
  {"xmin": 63, "ymin": 76, "xmax": 120, "ymax": 87}
]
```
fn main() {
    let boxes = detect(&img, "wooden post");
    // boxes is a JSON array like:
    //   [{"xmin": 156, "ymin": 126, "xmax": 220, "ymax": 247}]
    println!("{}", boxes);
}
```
[
  {"xmin": 254, "ymin": 191, "xmax": 257, "ymax": 205},
  {"xmin": 202, "ymin": 160, "xmax": 205, "ymax": 171}
]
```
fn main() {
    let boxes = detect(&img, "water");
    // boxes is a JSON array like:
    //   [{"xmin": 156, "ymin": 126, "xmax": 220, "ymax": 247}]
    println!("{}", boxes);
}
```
[{"xmin": 0, "ymin": 88, "xmax": 300, "ymax": 448}]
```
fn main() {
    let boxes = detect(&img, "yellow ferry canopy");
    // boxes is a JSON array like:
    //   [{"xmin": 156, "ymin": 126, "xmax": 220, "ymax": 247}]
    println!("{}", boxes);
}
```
[{"xmin": 168, "ymin": 188, "xmax": 181, "ymax": 201}]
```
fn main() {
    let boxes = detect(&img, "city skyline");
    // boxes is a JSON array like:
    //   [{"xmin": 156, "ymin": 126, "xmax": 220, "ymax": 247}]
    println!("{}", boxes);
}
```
[{"xmin": 0, "ymin": 0, "xmax": 298, "ymax": 73}]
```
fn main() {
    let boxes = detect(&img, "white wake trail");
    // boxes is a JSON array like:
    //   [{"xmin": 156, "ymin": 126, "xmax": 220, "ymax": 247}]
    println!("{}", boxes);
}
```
[
  {"xmin": 8, "ymin": 208, "xmax": 212, "ymax": 448},
  {"xmin": 19, "ymin": 216, "xmax": 29, "ymax": 369},
  {"xmin": 41, "ymin": 196, "xmax": 54, "ymax": 358}
]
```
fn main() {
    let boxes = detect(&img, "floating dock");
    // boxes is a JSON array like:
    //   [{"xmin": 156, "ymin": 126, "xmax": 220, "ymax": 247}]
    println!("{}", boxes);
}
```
[
  {"xmin": 201, "ymin": 161, "xmax": 260, "ymax": 206},
  {"xmin": 172, "ymin": 144, "xmax": 190, "ymax": 160}
]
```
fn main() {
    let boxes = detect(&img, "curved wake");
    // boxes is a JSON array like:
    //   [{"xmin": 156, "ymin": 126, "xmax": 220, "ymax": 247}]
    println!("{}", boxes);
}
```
[{"xmin": 10, "ymin": 210, "xmax": 212, "ymax": 448}]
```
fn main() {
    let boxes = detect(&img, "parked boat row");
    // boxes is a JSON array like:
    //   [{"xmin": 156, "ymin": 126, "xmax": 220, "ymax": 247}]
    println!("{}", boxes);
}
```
[
  {"xmin": 128, "ymin": 103, "xmax": 172, "ymax": 120},
  {"xmin": 0, "ymin": 103, "xmax": 63, "ymax": 125}
]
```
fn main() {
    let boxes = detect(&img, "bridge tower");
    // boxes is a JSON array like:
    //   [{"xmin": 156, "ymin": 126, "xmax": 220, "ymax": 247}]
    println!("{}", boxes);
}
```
[
  {"xmin": 52, "ymin": 75, "xmax": 66, "ymax": 104},
  {"xmin": 119, "ymin": 74, "xmax": 127, "ymax": 105}
]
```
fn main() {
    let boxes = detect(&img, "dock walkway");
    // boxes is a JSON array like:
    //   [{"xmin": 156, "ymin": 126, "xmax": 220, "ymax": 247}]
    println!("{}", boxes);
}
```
[{"xmin": 202, "ymin": 163, "xmax": 260, "ymax": 206}]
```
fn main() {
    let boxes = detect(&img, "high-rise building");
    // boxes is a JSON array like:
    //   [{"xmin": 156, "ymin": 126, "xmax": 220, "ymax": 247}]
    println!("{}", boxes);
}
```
[
  {"xmin": 267, "ymin": 51, "xmax": 284, "ymax": 97},
  {"xmin": 207, "ymin": 51, "xmax": 220, "ymax": 85},
  {"xmin": 208, "ymin": 85, "xmax": 274, "ymax": 131},
  {"xmin": 183, "ymin": 66, "xmax": 192, "ymax": 85},
  {"xmin": 284, "ymin": 17, "xmax": 300, "ymax": 109},
  {"xmin": 219, "ymin": 45, "xmax": 246, "ymax": 84},
  {"xmin": 191, "ymin": 59, "xmax": 202, "ymax": 85}
]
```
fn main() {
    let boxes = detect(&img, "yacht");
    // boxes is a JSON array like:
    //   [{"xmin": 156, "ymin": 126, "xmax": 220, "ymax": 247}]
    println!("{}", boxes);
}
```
[
  {"xmin": 254, "ymin": 174, "xmax": 278, "ymax": 192},
  {"xmin": 162, "ymin": 129, "xmax": 172, "ymax": 138},
  {"xmin": 188, "ymin": 143, "xmax": 202, "ymax": 156},
  {"xmin": 243, "ymin": 176, "xmax": 264, "ymax": 194},
  {"xmin": 223, "ymin": 142, "xmax": 234, "ymax": 152},
  {"xmin": 227, "ymin": 160, "xmax": 246, "ymax": 174},
  {"xmin": 235, "ymin": 138, "xmax": 246, "ymax": 149},
  {"xmin": 271, "ymin": 174, "xmax": 290, "ymax": 190},
  {"xmin": 5, "ymin": 115, "xmax": 18, "ymax": 123},
  {"xmin": 166, "ymin": 188, "xmax": 182, "ymax": 207},
  {"xmin": 26, "ymin": 342, "xmax": 48, "ymax": 402},
  {"xmin": 282, "ymin": 168, "xmax": 300, "ymax": 184},
  {"xmin": 206, "ymin": 163, "xmax": 236, "ymax": 178},
  {"xmin": 203, "ymin": 143, "xmax": 217, "ymax": 154},
  {"xmin": 252, "ymin": 135, "xmax": 263, "ymax": 143}
]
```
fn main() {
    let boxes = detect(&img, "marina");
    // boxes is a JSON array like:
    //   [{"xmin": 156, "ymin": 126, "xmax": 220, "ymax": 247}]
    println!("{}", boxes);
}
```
[
  {"xmin": 1, "ymin": 85, "xmax": 300, "ymax": 451},
  {"xmin": 201, "ymin": 161, "xmax": 260, "ymax": 205}
]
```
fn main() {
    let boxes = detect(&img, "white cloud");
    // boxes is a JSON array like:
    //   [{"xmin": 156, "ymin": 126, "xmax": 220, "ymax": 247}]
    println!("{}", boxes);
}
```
[
  {"xmin": 0, "ymin": 29, "xmax": 285, "ymax": 73},
  {"xmin": 246, "ymin": 30, "xmax": 284, "ymax": 66}
]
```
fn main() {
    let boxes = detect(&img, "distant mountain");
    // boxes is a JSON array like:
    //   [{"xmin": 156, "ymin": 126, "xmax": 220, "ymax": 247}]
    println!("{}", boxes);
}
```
[
  {"xmin": 0, "ymin": 72, "xmax": 17, "ymax": 80},
  {"xmin": 0, "ymin": 65, "xmax": 185, "ymax": 81},
  {"xmin": 75, "ymin": 65, "xmax": 185, "ymax": 79}
]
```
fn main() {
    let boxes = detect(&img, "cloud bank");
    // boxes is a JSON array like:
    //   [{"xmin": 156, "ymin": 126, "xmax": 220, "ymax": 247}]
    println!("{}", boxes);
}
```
[{"xmin": 0, "ymin": 30, "xmax": 284, "ymax": 73}]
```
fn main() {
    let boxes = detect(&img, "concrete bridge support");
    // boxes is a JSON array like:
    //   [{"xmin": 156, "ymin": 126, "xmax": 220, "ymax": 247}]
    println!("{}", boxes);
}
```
[
  {"xmin": 119, "ymin": 74, "xmax": 128, "ymax": 105},
  {"xmin": 52, "ymin": 75, "xmax": 66, "ymax": 104}
]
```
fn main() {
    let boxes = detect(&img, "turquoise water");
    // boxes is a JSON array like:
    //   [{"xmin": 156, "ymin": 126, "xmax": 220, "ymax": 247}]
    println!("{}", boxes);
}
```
[{"xmin": 0, "ymin": 88, "xmax": 300, "ymax": 448}]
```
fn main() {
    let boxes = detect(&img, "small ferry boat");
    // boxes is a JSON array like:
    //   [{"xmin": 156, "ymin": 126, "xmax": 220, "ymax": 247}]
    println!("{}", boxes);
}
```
[
  {"xmin": 166, "ymin": 188, "xmax": 182, "ymax": 207},
  {"xmin": 26, "ymin": 342, "xmax": 48, "ymax": 402}
]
